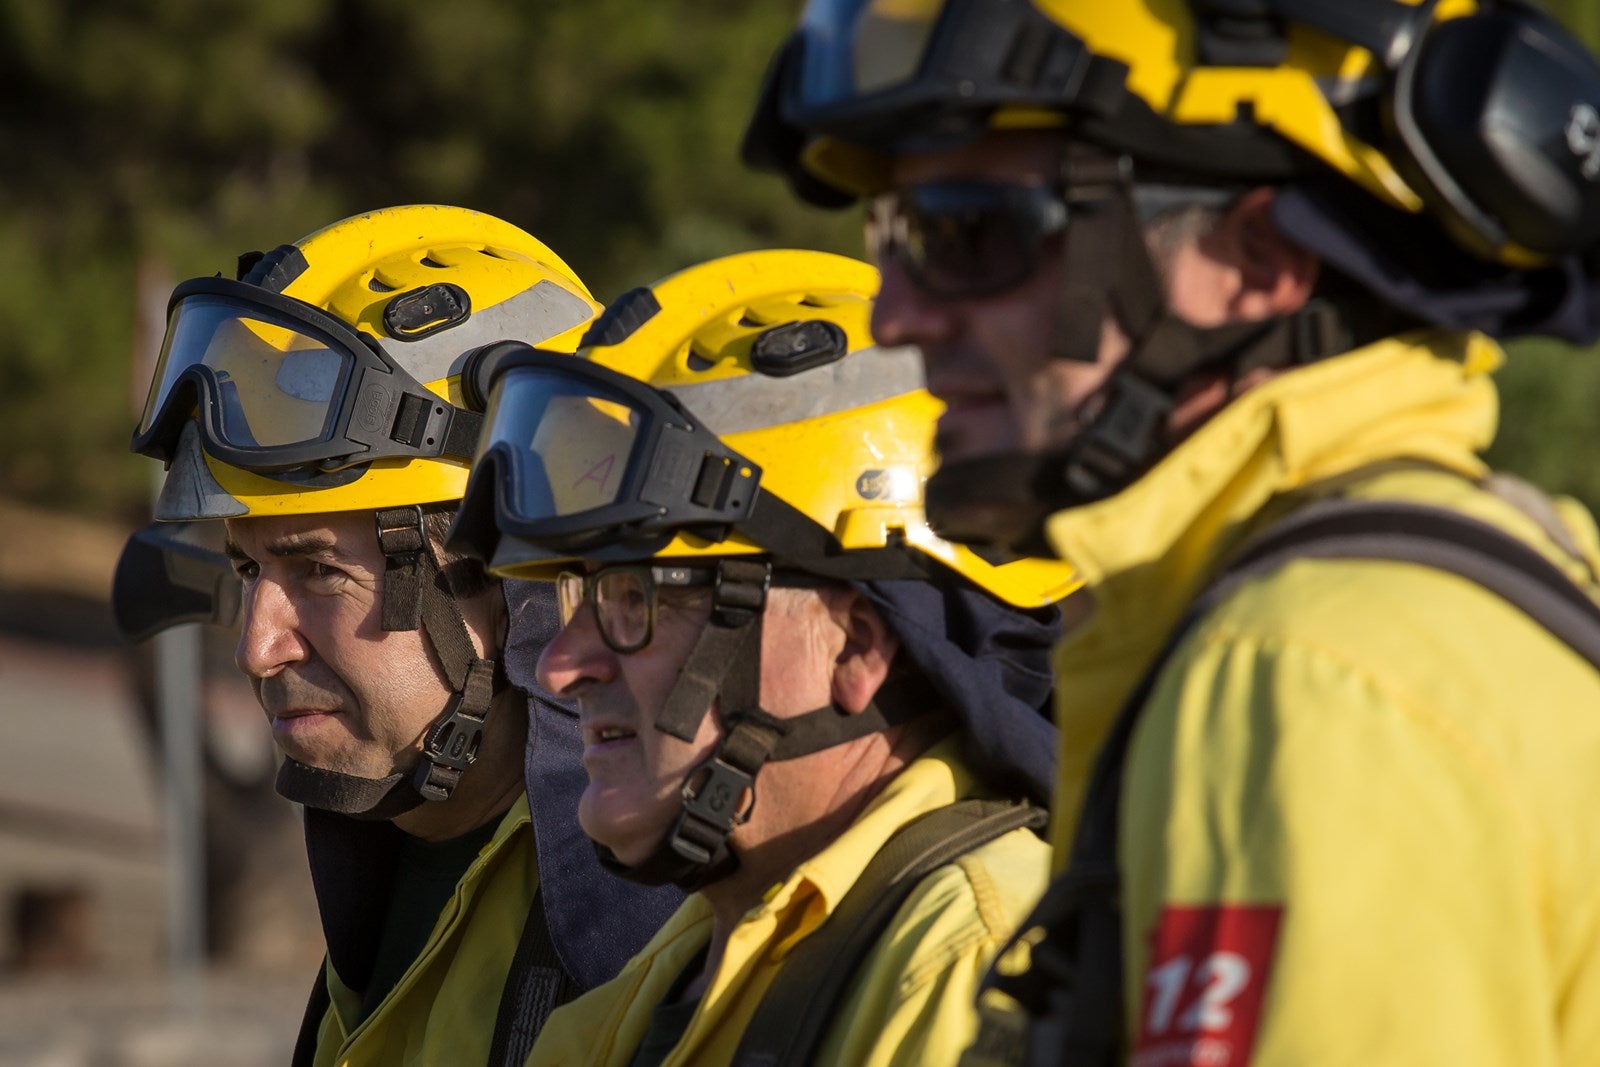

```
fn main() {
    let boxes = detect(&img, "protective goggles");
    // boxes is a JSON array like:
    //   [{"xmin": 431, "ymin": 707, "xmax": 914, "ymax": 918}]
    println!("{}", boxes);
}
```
[
  {"xmin": 132, "ymin": 276, "xmax": 480, "ymax": 474},
  {"xmin": 867, "ymin": 180, "xmax": 1069, "ymax": 299},
  {"xmin": 456, "ymin": 344, "xmax": 760, "ymax": 560},
  {"xmin": 778, "ymin": 0, "xmax": 1096, "ymax": 150}
]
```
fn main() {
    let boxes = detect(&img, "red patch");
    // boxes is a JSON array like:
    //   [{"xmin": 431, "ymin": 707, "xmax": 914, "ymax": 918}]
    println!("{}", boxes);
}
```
[{"xmin": 1132, "ymin": 905, "xmax": 1283, "ymax": 1067}]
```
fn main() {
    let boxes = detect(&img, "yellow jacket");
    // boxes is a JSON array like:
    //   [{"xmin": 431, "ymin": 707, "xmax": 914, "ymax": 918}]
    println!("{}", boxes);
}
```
[
  {"xmin": 1043, "ymin": 332, "xmax": 1600, "ymax": 1064},
  {"xmin": 312, "ymin": 795, "xmax": 536, "ymax": 1067},
  {"xmin": 528, "ymin": 736, "xmax": 1050, "ymax": 1067}
]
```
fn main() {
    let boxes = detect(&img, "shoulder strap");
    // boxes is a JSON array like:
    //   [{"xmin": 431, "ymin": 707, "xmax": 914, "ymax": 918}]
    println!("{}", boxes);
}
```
[
  {"xmin": 486, "ymin": 885, "xmax": 579, "ymax": 1067},
  {"xmin": 1011, "ymin": 496, "xmax": 1600, "ymax": 1066},
  {"xmin": 1219, "ymin": 498, "xmax": 1600, "ymax": 668},
  {"xmin": 730, "ymin": 798, "xmax": 1047, "ymax": 1067}
]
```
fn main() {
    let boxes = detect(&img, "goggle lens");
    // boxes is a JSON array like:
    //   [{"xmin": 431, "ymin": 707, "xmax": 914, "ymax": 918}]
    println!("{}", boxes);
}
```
[{"xmin": 140, "ymin": 292, "xmax": 352, "ymax": 454}]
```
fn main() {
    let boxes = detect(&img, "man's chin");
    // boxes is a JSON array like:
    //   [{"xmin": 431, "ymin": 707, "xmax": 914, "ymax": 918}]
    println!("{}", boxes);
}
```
[{"xmin": 578, "ymin": 792, "xmax": 676, "ymax": 866}]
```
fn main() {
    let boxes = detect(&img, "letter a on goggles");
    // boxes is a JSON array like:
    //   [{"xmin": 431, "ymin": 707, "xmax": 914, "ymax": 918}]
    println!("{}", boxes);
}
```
[
  {"xmin": 132, "ymin": 277, "xmax": 481, "ymax": 474},
  {"xmin": 459, "ymin": 345, "xmax": 760, "ymax": 560}
]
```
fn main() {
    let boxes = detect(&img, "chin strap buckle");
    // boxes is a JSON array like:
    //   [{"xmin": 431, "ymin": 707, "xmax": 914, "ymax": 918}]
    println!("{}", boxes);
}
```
[
  {"xmin": 413, "ymin": 657, "xmax": 496, "ymax": 802},
  {"xmin": 677, "ymin": 757, "xmax": 758, "ymax": 852},
  {"xmin": 669, "ymin": 709, "xmax": 789, "ymax": 864}
]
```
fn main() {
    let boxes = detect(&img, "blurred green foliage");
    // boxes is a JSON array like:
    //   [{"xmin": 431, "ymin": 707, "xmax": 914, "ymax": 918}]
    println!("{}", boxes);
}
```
[
  {"xmin": 0, "ymin": 0, "xmax": 856, "ymax": 514},
  {"xmin": 3, "ymin": 1, "xmax": 1599, "ymax": 518}
]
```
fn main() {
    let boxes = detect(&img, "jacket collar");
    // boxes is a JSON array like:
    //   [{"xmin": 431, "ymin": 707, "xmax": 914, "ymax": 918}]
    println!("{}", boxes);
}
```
[{"xmin": 1044, "ymin": 331, "xmax": 1501, "ymax": 825}]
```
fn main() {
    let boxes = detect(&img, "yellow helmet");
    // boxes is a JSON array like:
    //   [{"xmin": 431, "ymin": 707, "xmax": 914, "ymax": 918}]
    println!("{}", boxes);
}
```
[
  {"xmin": 135, "ymin": 204, "xmax": 600, "ymax": 520},
  {"xmin": 449, "ymin": 247, "xmax": 1079, "ymax": 609},
  {"xmin": 745, "ymin": 0, "xmax": 1600, "ymax": 265}
]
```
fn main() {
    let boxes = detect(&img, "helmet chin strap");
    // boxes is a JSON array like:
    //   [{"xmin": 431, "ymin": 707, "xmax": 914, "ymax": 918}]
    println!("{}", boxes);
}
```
[
  {"xmin": 275, "ymin": 759, "xmax": 425, "ymax": 821},
  {"xmin": 595, "ymin": 558, "xmax": 924, "ymax": 893},
  {"xmin": 926, "ymin": 145, "xmax": 1354, "ymax": 556},
  {"xmin": 272, "ymin": 505, "xmax": 505, "ymax": 820}
]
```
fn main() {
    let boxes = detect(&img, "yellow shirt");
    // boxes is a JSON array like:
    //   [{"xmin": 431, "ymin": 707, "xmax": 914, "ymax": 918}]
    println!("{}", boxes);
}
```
[
  {"xmin": 528, "ymin": 736, "xmax": 1051, "ymax": 1067},
  {"xmin": 313, "ymin": 794, "xmax": 537, "ymax": 1067},
  {"xmin": 1040, "ymin": 332, "xmax": 1600, "ymax": 1064}
]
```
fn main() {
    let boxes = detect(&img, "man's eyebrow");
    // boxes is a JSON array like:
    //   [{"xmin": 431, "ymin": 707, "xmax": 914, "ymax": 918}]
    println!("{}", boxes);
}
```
[{"xmin": 224, "ymin": 532, "xmax": 342, "ymax": 561}]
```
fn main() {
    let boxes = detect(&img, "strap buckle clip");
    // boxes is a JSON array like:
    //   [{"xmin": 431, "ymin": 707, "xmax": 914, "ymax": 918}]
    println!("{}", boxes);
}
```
[{"xmin": 680, "ymin": 754, "xmax": 757, "ymax": 836}]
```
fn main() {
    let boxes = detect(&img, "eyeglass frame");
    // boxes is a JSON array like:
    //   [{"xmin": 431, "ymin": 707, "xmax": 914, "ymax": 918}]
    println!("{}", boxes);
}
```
[{"xmin": 556, "ymin": 562, "xmax": 833, "ymax": 654}]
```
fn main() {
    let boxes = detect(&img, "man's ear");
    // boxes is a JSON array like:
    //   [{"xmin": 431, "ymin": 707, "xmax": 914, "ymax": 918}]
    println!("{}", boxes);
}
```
[
  {"xmin": 829, "ymin": 590, "xmax": 899, "ymax": 715},
  {"xmin": 1206, "ymin": 187, "xmax": 1319, "ymax": 321}
]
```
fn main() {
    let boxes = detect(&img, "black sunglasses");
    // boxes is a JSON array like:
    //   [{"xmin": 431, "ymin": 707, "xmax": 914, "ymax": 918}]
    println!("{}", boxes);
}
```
[{"xmin": 865, "ymin": 180, "xmax": 1072, "ymax": 300}]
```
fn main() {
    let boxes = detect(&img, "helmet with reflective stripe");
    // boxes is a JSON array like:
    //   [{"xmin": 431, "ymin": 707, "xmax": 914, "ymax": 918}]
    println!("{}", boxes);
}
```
[
  {"xmin": 746, "ymin": 0, "xmax": 1600, "ymax": 266},
  {"xmin": 450, "ymin": 247, "xmax": 1079, "ymax": 609},
  {"xmin": 142, "ymin": 204, "xmax": 600, "ymax": 520},
  {"xmin": 127, "ymin": 204, "xmax": 602, "ymax": 820},
  {"xmin": 448, "ymin": 247, "xmax": 1072, "ymax": 890}
]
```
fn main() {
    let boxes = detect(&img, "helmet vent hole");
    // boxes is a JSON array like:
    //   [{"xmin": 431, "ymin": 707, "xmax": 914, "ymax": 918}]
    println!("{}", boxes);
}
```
[
  {"xmin": 368, "ymin": 277, "xmax": 397, "ymax": 292},
  {"xmin": 686, "ymin": 343, "xmax": 716, "ymax": 372},
  {"xmin": 478, "ymin": 246, "xmax": 512, "ymax": 260},
  {"xmin": 798, "ymin": 295, "xmax": 828, "ymax": 307},
  {"xmin": 738, "ymin": 311, "xmax": 766, "ymax": 327},
  {"xmin": 420, "ymin": 255, "xmax": 447, "ymax": 269}
]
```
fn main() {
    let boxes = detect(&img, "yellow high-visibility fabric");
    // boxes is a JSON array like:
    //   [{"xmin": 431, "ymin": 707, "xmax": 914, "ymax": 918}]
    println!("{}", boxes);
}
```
[
  {"xmin": 312, "ymin": 794, "xmax": 537, "ymax": 1067},
  {"xmin": 527, "ymin": 736, "xmax": 1050, "ymax": 1067},
  {"xmin": 1042, "ymin": 332, "xmax": 1600, "ymax": 1064}
]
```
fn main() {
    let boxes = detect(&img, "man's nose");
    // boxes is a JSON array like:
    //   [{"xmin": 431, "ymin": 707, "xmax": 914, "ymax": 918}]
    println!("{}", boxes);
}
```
[
  {"xmin": 234, "ymin": 577, "xmax": 309, "ymax": 679},
  {"xmin": 870, "ymin": 256, "xmax": 959, "ymax": 350},
  {"xmin": 535, "ymin": 602, "xmax": 617, "ymax": 697}
]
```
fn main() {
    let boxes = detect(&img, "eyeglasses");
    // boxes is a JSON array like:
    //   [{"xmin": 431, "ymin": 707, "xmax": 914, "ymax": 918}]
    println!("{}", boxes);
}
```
[
  {"xmin": 866, "ymin": 180, "xmax": 1071, "ymax": 300},
  {"xmin": 555, "ymin": 563, "xmax": 834, "ymax": 654},
  {"xmin": 556, "ymin": 565, "xmax": 717, "ymax": 654}
]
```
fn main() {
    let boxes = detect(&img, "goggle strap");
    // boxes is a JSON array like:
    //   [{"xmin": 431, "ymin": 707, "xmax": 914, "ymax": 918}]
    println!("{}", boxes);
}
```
[
  {"xmin": 440, "ymin": 408, "xmax": 483, "ymax": 460},
  {"xmin": 739, "ymin": 493, "xmax": 930, "ymax": 581}
]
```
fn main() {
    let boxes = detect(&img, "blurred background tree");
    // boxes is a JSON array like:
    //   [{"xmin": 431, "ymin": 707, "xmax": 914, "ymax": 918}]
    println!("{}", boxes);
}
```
[
  {"xmin": 0, "ymin": 0, "xmax": 856, "ymax": 516},
  {"xmin": 1, "ymin": 0, "xmax": 1597, "ymax": 518}
]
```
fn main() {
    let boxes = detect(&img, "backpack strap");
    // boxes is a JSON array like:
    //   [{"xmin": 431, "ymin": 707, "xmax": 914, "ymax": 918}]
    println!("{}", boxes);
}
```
[
  {"xmin": 730, "ymin": 797, "xmax": 1047, "ymax": 1067},
  {"xmin": 486, "ymin": 885, "xmax": 580, "ymax": 1067},
  {"xmin": 996, "ymin": 496, "xmax": 1600, "ymax": 1066}
]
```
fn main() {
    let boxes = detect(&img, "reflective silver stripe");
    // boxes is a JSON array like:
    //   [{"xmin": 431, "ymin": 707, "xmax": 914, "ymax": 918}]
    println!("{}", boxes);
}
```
[
  {"xmin": 664, "ymin": 345, "xmax": 925, "ymax": 437},
  {"xmin": 155, "ymin": 423, "xmax": 250, "ymax": 520},
  {"xmin": 378, "ymin": 280, "xmax": 596, "ymax": 385}
]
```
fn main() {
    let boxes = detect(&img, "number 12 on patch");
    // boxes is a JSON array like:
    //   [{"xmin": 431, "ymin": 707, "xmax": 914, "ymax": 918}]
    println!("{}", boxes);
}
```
[{"xmin": 1134, "ymin": 905, "xmax": 1282, "ymax": 1067}]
